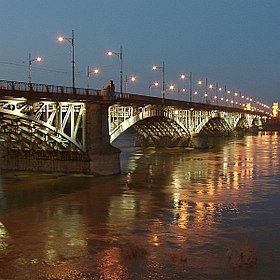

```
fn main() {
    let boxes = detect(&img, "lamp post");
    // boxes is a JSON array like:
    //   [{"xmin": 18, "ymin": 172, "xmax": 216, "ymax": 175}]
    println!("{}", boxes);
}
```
[
  {"xmin": 87, "ymin": 66, "xmax": 99, "ymax": 89},
  {"xmin": 234, "ymin": 90, "xmax": 239, "ymax": 108},
  {"xmin": 168, "ymin": 84, "xmax": 175, "ymax": 93},
  {"xmin": 148, "ymin": 81, "xmax": 159, "ymax": 95},
  {"xmin": 197, "ymin": 78, "xmax": 208, "ymax": 103},
  {"xmin": 28, "ymin": 53, "xmax": 42, "ymax": 84},
  {"xmin": 189, "ymin": 72, "xmax": 193, "ymax": 102},
  {"xmin": 230, "ymin": 88, "xmax": 235, "ymax": 107},
  {"xmin": 180, "ymin": 71, "xmax": 192, "ymax": 102},
  {"xmin": 152, "ymin": 61, "xmax": 165, "ymax": 104},
  {"xmin": 124, "ymin": 75, "xmax": 136, "ymax": 93},
  {"xmin": 205, "ymin": 78, "xmax": 208, "ymax": 103},
  {"xmin": 216, "ymin": 84, "xmax": 223, "ymax": 105},
  {"xmin": 225, "ymin": 88, "xmax": 231, "ymax": 106},
  {"xmin": 107, "ymin": 45, "xmax": 123, "ymax": 95},
  {"xmin": 58, "ymin": 30, "xmax": 75, "ymax": 89}
]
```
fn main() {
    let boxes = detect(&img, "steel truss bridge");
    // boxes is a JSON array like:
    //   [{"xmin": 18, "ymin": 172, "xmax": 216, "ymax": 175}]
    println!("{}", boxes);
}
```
[
  {"xmin": 109, "ymin": 104, "xmax": 264, "ymax": 147},
  {"xmin": 0, "ymin": 80, "xmax": 270, "ymax": 174}
]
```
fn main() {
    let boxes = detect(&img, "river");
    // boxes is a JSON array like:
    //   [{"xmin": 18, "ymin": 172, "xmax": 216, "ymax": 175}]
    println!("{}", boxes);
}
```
[{"xmin": 0, "ymin": 131, "xmax": 279, "ymax": 279}]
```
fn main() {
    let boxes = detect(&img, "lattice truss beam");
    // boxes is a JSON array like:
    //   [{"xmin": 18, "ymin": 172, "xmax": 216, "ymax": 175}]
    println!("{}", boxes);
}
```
[
  {"xmin": 108, "ymin": 104, "xmax": 264, "ymax": 143},
  {"xmin": 0, "ymin": 99, "xmax": 86, "ymax": 152},
  {"xmin": 133, "ymin": 116, "xmax": 190, "ymax": 146},
  {"xmin": 200, "ymin": 117, "xmax": 232, "ymax": 135},
  {"xmin": 108, "ymin": 104, "xmax": 191, "ymax": 143}
]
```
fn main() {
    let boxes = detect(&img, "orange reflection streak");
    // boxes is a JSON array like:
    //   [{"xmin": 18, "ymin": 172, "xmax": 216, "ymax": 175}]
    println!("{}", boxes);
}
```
[
  {"xmin": 96, "ymin": 248, "xmax": 128, "ymax": 280},
  {"xmin": 167, "ymin": 133, "xmax": 280, "ymax": 232},
  {"xmin": 148, "ymin": 219, "xmax": 163, "ymax": 246}
]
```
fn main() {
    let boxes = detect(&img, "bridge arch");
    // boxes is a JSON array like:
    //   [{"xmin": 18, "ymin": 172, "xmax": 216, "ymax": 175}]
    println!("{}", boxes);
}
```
[
  {"xmin": 133, "ymin": 116, "xmax": 190, "ymax": 147},
  {"xmin": 198, "ymin": 116, "xmax": 232, "ymax": 136},
  {"xmin": 252, "ymin": 117, "xmax": 263, "ymax": 127},
  {"xmin": 109, "ymin": 104, "xmax": 268, "ymax": 144},
  {"xmin": 235, "ymin": 116, "xmax": 250, "ymax": 129},
  {"xmin": 109, "ymin": 105, "xmax": 190, "ymax": 146}
]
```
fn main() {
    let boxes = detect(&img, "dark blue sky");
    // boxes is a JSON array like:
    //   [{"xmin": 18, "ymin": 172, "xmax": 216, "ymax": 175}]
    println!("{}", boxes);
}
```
[{"xmin": 1, "ymin": 0, "xmax": 279, "ymax": 105}]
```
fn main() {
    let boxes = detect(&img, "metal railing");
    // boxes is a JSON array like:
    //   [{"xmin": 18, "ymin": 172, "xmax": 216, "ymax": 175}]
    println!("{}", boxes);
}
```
[
  {"xmin": 0, "ymin": 79, "xmax": 101, "ymax": 97},
  {"xmin": 0, "ymin": 79, "xmax": 270, "ymax": 117}
]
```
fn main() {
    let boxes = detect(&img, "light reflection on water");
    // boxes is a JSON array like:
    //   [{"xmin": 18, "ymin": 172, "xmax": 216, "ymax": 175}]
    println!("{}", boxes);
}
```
[{"xmin": 0, "ymin": 131, "xmax": 280, "ymax": 279}]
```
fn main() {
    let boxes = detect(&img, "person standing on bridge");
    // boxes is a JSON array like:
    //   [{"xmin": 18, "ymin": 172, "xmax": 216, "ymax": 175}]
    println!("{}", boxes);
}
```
[
  {"xmin": 102, "ymin": 80, "xmax": 115, "ymax": 99},
  {"xmin": 108, "ymin": 80, "xmax": 115, "ymax": 94}
]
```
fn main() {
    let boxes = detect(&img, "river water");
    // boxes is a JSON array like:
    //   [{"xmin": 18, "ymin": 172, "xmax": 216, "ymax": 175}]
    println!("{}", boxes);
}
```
[{"xmin": 0, "ymin": 131, "xmax": 280, "ymax": 280}]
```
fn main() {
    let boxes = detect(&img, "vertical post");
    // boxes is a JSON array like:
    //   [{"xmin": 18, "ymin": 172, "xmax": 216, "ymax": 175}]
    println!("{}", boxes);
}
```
[
  {"xmin": 87, "ymin": 66, "xmax": 90, "ymax": 89},
  {"xmin": 216, "ymin": 82, "xmax": 218, "ymax": 105},
  {"xmin": 71, "ymin": 30, "xmax": 75, "ymax": 90},
  {"xmin": 28, "ymin": 53, "xmax": 32, "ymax": 84},
  {"xmin": 120, "ymin": 45, "xmax": 123, "ymax": 96},
  {"xmin": 224, "ymin": 85, "xmax": 227, "ymax": 106},
  {"xmin": 162, "ymin": 61, "xmax": 165, "ymax": 105},
  {"xmin": 189, "ymin": 71, "xmax": 192, "ymax": 102},
  {"xmin": 205, "ymin": 78, "xmax": 208, "ymax": 103},
  {"xmin": 57, "ymin": 31, "xmax": 75, "ymax": 90}
]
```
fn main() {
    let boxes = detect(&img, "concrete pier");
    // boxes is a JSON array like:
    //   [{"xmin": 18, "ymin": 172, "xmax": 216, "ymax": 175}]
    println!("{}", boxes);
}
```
[
  {"xmin": 189, "ymin": 134, "xmax": 209, "ymax": 149},
  {"xmin": 85, "ymin": 103, "xmax": 120, "ymax": 175}
]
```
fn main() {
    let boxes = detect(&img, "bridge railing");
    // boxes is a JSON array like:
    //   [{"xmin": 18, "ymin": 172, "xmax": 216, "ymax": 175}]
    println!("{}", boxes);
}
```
[
  {"xmin": 0, "ymin": 80, "xmax": 102, "ymax": 98},
  {"xmin": 0, "ymin": 79, "xmax": 271, "ymax": 117}
]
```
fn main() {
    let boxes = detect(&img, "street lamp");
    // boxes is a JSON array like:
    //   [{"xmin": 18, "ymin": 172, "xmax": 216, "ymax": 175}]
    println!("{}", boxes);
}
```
[
  {"xmin": 125, "ymin": 75, "xmax": 136, "ymax": 93},
  {"xmin": 180, "ymin": 71, "xmax": 192, "ymax": 102},
  {"xmin": 149, "ymin": 81, "xmax": 159, "ymax": 95},
  {"xmin": 58, "ymin": 30, "xmax": 75, "ymax": 89},
  {"xmin": 107, "ymin": 45, "xmax": 123, "ymax": 95},
  {"xmin": 28, "ymin": 53, "xmax": 42, "ymax": 83},
  {"xmin": 168, "ymin": 84, "xmax": 175, "ymax": 93},
  {"xmin": 87, "ymin": 66, "xmax": 100, "ymax": 89},
  {"xmin": 208, "ymin": 83, "xmax": 215, "ymax": 104},
  {"xmin": 234, "ymin": 90, "xmax": 239, "ymax": 107},
  {"xmin": 197, "ymin": 78, "xmax": 208, "ymax": 103},
  {"xmin": 152, "ymin": 61, "xmax": 165, "ymax": 104},
  {"xmin": 216, "ymin": 84, "xmax": 222, "ymax": 105}
]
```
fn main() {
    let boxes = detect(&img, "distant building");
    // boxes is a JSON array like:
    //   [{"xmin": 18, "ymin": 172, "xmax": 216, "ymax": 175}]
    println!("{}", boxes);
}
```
[
  {"xmin": 272, "ymin": 102, "xmax": 279, "ymax": 117},
  {"xmin": 245, "ymin": 102, "xmax": 251, "ymax": 111}
]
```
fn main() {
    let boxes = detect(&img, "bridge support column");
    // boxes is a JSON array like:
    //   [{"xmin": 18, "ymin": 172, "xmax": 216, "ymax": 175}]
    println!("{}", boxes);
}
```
[
  {"xmin": 86, "ymin": 103, "xmax": 120, "ymax": 175},
  {"xmin": 189, "ymin": 133, "xmax": 209, "ymax": 149}
]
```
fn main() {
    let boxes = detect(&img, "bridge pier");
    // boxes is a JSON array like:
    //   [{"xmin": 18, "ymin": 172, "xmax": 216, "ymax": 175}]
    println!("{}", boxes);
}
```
[
  {"xmin": 189, "ymin": 133, "xmax": 209, "ymax": 149},
  {"xmin": 86, "ymin": 103, "xmax": 120, "ymax": 175}
]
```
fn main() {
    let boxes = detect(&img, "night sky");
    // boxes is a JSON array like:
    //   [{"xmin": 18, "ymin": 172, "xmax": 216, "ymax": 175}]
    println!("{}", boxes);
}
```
[{"xmin": 1, "ymin": 0, "xmax": 279, "ymax": 105}]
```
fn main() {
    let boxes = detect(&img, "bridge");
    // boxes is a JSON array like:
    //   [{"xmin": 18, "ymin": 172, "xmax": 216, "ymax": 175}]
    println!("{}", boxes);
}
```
[{"xmin": 0, "ymin": 80, "xmax": 271, "ymax": 175}]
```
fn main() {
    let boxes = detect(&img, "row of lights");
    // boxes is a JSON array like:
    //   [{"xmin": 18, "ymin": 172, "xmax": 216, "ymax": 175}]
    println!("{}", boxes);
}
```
[{"xmin": 29, "ymin": 30, "xmax": 270, "ymax": 113}]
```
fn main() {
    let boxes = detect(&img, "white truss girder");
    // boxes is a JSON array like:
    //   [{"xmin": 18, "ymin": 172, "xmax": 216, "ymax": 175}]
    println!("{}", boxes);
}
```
[
  {"xmin": 109, "ymin": 104, "xmax": 265, "ymax": 142},
  {"xmin": 0, "ymin": 98, "xmax": 86, "ymax": 152}
]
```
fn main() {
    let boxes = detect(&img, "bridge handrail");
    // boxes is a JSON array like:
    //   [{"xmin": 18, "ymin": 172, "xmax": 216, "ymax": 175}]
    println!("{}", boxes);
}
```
[
  {"xmin": 0, "ymin": 79, "xmax": 102, "ymax": 97},
  {"xmin": 0, "ymin": 79, "xmax": 271, "ymax": 117}
]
